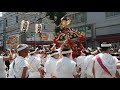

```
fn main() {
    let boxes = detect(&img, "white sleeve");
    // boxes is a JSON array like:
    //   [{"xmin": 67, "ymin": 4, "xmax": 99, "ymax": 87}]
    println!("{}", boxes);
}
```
[
  {"xmin": 72, "ymin": 63, "xmax": 78, "ymax": 76},
  {"xmin": 44, "ymin": 60, "xmax": 52, "ymax": 78},
  {"xmin": 113, "ymin": 56, "xmax": 119, "ymax": 63},
  {"xmin": 35, "ymin": 59, "xmax": 42, "ymax": 69},
  {"xmin": 19, "ymin": 60, "xmax": 29, "ymax": 69},
  {"xmin": 0, "ymin": 56, "xmax": 3, "ymax": 61}
]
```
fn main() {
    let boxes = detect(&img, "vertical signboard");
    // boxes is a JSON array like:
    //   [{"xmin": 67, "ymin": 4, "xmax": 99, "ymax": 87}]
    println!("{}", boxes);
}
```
[
  {"xmin": 26, "ymin": 33, "xmax": 35, "ymax": 41},
  {"xmin": 78, "ymin": 24, "xmax": 92, "ymax": 38}
]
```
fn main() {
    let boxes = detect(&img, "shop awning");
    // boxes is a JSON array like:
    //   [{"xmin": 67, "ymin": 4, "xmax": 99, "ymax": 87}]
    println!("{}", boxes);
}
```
[
  {"xmin": 95, "ymin": 34, "xmax": 120, "ymax": 41},
  {"xmin": 26, "ymin": 41, "xmax": 53, "ymax": 45}
]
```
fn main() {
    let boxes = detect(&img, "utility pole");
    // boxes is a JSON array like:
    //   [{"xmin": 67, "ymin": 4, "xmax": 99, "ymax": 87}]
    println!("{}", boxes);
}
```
[
  {"xmin": 3, "ymin": 18, "xmax": 6, "ymax": 49},
  {"xmin": 85, "ymin": 13, "xmax": 87, "ymax": 48},
  {"xmin": 37, "ymin": 12, "xmax": 43, "ymax": 48}
]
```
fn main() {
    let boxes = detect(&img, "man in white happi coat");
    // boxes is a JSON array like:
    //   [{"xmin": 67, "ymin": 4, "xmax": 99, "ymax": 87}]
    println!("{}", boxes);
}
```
[
  {"xmin": 40, "ymin": 49, "xmax": 48, "ymax": 66},
  {"xmin": 56, "ymin": 47, "xmax": 77, "ymax": 78},
  {"xmin": 8, "ymin": 44, "xmax": 29, "ymax": 78},
  {"xmin": 26, "ymin": 48, "xmax": 42, "ymax": 78},
  {"xmin": 92, "ymin": 42, "xmax": 117, "ymax": 78},
  {"xmin": 76, "ymin": 54, "xmax": 86, "ymax": 78},
  {"xmin": 0, "ymin": 49, "xmax": 13, "ymax": 78},
  {"xmin": 83, "ymin": 50, "xmax": 100, "ymax": 78},
  {"xmin": 76, "ymin": 48, "xmax": 94, "ymax": 78},
  {"xmin": 44, "ymin": 50, "xmax": 60, "ymax": 78}
]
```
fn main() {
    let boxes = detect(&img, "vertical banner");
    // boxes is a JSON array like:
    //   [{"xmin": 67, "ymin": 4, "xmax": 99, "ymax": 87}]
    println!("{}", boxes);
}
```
[{"xmin": 6, "ymin": 34, "xmax": 19, "ymax": 49}]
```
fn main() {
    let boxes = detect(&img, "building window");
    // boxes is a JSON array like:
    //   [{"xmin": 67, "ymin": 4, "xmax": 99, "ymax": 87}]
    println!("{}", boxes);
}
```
[
  {"xmin": 106, "ymin": 12, "xmax": 120, "ymax": 18},
  {"xmin": 71, "ymin": 14, "xmax": 76, "ymax": 24},
  {"xmin": 5, "ymin": 19, "xmax": 7, "ymax": 26},
  {"xmin": 70, "ymin": 12, "xmax": 87, "ymax": 25},
  {"xmin": 16, "ymin": 16, "xmax": 18, "ymax": 23},
  {"xmin": 75, "ymin": 13, "xmax": 81, "ymax": 23},
  {"xmin": 0, "ymin": 21, "xmax": 2, "ymax": 27},
  {"xmin": 0, "ymin": 20, "xmax": 3, "ymax": 30}
]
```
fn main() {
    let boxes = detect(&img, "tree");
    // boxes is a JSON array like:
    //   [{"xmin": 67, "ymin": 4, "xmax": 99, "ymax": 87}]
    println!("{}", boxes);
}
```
[{"xmin": 45, "ymin": 12, "xmax": 67, "ymax": 35}]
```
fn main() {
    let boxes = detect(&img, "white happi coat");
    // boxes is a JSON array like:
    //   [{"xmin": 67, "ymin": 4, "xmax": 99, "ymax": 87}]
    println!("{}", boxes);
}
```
[
  {"xmin": 26, "ymin": 55, "xmax": 41, "ymax": 78},
  {"xmin": 0, "ymin": 56, "xmax": 6, "ymax": 78},
  {"xmin": 76, "ymin": 56, "xmax": 86, "ymax": 77},
  {"xmin": 40, "ymin": 55, "xmax": 48, "ymax": 66},
  {"xmin": 113, "ymin": 56, "xmax": 120, "ymax": 77},
  {"xmin": 83, "ymin": 55, "xmax": 94, "ymax": 78},
  {"xmin": 56, "ymin": 56, "xmax": 77, "ymax": 78},
  {"xmin": 93, "ymin": 53, "xmax": 117, "ymax": 78},
  {"xmin": 44, "ymin": 57, "xmax": 58, "ymax": 78},
  {"xmin": 8, "ymin": 56, "xmax": 29, "ymax": 78}
]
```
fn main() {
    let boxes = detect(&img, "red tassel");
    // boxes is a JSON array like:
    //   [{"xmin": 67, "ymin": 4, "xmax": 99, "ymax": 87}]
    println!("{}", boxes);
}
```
[{"xmin": 64, "ymin": 27, "xmax": 69, "ymax": 31}]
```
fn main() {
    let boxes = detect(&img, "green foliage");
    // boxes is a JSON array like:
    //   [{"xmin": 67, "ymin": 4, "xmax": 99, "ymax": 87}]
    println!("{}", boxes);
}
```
[{"xmin": 46, "ymin": 12, "xmax": 66, "ymax": 35}]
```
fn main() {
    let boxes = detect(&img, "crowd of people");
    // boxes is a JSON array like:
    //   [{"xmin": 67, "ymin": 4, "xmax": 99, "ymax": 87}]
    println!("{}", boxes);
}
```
[{"xmin": 0, "ymin": 38, "xmax": 120, "ymax": 78}]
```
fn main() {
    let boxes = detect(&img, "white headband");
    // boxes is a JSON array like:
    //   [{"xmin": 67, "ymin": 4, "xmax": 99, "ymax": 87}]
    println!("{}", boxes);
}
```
[
  {"xmin": 62, "ymin": 50, "xmax": 72, "ymax": 54},
  {"xmin": 17, "ymin": 44, "xmax": 28, "ymax": 52},
  {"xmin": 91, "ymin": 50, "xmax": 98, "ymax": 55},
  {"xmin": 50, "ymin": 52, "xmax": 59, "ymax": 57},
  {"xmin": 101, "ymin": 44, "xmax": 112, "ymax": 47}
]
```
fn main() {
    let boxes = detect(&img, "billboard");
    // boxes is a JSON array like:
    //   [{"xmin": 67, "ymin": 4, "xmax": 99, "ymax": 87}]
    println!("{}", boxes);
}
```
[{"xmin": 6, "ymin": 34, "xmax": 19, "ymax": 49}]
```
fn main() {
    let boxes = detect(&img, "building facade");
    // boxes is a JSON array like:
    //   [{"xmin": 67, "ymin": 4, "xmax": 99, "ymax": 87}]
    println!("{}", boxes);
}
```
[
  {"xmin": 1, "ymin": 12, "xmax": 55, "ymax": 49},
  {"xmin": 65, "ymin": 12, "xmax": 120, "ymax": 49},
  {"xmin": 0, "ymin": 17, "xmax": 4, "ymax": 49}
]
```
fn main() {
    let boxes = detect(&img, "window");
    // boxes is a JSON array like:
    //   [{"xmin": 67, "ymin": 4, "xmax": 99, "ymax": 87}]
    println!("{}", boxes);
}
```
[
  {"xmin": 0, "ymin": 20, "xmax": 2, "ymax": 27},
  {"xmin": 16, "ymin": 16, "xmax": 18, "ymax": 23},
  {"xmin": 71, "ymin": 14, "xmax": 76, "ymax": 24},
  {"xmin": 0, "ymin": 20, "xmax": 3, "ymax": 30},
  {"xmin": 75, "ymin": 13, "xmax": 81, "ymax": 23},
  {"xmin": 5, "ymin": 19, "xmax": 7, "ymax": 26},
  {"xmin": 106, "ymin": 12, "xmax": 120, "ymax": 18},
  {"xmin": 114, "ymin": 12, "xmax": 120, "ymax": 16},
  {"xmin": 70, "ymin": 12, "xmax": 87, "ymax": 24}
]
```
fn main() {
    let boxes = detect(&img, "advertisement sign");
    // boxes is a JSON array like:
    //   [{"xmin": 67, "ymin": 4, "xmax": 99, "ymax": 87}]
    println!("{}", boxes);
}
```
[
  {"xmin": 42, "ymin": 32, "xmax": 49, "ymax": 41},
  {"xmin": 78, "ymin": 24, "xmax": 92, "ymax": 38},
  {"xmin": 6, "ymin": 34, "xmax": 19, "ymax": 49},
  {"xmin": 26, "ymin": 33, "xmax": 35, "ymax": 41},
  {"xmin": 26, "ymin": 32, "xmax": 54, "ymax": 42}
]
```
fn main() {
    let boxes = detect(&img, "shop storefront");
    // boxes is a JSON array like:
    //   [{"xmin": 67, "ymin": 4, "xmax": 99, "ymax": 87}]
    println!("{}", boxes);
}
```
[{"xmin": 95, "ymin": 34, "xmax": 120, "ymax": 49}]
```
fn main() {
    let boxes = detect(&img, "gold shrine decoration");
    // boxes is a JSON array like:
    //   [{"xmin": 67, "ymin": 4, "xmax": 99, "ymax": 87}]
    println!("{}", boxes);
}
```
[{"xmin": 59, "ymin": 16, "xmax": 71, "ymax": 29}]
